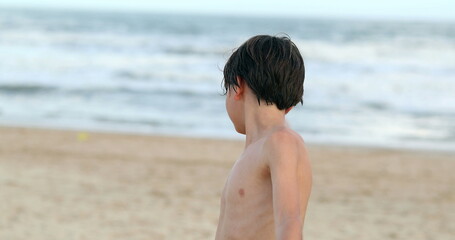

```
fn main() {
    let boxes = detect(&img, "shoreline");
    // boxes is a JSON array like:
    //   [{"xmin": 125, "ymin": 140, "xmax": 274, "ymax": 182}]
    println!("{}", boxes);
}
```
[
  {"xmin": 1, "ymin": 125, "xmax": 453, "ymax": 239},
  {"xmin": 0, "ymin": 123, "xmax": 453, "ymax": 155}
]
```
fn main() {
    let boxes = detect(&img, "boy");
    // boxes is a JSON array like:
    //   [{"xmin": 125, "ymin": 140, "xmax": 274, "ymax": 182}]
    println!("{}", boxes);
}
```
[{"xmin": 215, "ymin": 35, "xmax": 312, "ymax": 240}]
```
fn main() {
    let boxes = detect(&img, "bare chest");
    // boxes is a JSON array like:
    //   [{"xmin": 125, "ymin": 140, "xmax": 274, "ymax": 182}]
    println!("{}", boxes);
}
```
[
  {"xmin": 223, "ymin": 151, "xmax": 272, "ymax": 206},
  {"xmin": 216, "ymin": 144, "xmax": 277, "ymax": 240}
]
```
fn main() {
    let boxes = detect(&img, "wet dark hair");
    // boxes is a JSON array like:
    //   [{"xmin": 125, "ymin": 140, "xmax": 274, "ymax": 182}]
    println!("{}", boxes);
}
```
[{"xmin": 223, "ymin": 34, "xmax": 305, "ymax": 110}]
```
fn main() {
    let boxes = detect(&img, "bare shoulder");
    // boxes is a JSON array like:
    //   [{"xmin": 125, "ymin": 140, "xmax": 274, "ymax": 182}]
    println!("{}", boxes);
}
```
[{"xmin": 262, "ymin": 128, "xmax": 308, "ymax": 166}]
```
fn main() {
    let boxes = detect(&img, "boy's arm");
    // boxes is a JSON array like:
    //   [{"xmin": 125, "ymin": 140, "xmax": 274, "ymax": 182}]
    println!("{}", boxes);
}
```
[{"xmin": 265, "ymin": 132, "xmax": 308, "ymax": 240}]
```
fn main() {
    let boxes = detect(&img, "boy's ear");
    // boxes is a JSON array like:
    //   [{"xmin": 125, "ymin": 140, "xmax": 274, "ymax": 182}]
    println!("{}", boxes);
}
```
[
  {"xmin": 234, "ymin": 76, "xmax": 245, "ymax": 100},
  {"xmin": 285, "ymin": 107, "xmax": 293, "ymax": 114}
]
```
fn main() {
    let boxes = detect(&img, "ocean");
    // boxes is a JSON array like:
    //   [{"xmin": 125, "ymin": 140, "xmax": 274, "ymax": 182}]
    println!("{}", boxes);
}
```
[{"xmin": 0, "ymin": 8, "xmax": 454, "ymax": 151}]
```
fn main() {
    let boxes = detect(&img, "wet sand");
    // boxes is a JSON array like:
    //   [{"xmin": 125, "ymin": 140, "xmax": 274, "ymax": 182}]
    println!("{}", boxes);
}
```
[{"xmin": 0, "ymin": 126, "xmax": 453, "ymax": 240}]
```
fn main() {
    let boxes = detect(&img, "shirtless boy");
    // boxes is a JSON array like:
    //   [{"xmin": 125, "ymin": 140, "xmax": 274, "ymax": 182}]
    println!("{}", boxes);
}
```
[{"xmin": 215, "ymin": 35, "xmax": 312, "ymax": 240}]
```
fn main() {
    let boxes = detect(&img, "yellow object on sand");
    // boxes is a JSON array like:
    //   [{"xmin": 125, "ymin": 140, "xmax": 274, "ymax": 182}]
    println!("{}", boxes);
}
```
[{"xmin": 77, "ymin": 132, "xmax": 89, "ymax": 141}]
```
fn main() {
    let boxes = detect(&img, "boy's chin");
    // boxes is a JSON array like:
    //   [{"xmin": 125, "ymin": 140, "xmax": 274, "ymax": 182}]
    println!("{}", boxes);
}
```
[{"xmin": 235, "ymin": 127, "xmax": 246, "ymax": 135}]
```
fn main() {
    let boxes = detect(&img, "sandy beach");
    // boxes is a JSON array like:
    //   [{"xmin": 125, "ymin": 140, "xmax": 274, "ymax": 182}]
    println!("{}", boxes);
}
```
[{"xmin": 0, "ymin": 126, "xmax": 453, "ymax": 240}]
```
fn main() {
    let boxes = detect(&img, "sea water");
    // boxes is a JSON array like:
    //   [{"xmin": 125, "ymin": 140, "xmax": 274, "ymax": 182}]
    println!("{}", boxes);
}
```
[{"xmin": 0, "ymin": 8, "xmax": 454, "ymax": 151}]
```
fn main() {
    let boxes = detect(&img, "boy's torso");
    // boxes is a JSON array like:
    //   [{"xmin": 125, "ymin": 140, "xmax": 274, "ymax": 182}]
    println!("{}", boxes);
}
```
[{"xmin": 216, "ymin": 138, "xmax": 276, "ymax": 240}]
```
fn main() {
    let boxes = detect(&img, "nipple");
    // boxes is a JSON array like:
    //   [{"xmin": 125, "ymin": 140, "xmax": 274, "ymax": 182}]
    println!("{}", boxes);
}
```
[{"xmin": 238, "ymin": 188, "xmax": 245, "ymax": 197}]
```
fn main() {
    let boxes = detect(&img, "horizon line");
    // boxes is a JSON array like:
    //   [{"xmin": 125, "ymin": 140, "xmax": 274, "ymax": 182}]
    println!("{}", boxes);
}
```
[{"xmin": 1, "ymin": 5, "xmax": 454, "ymax": 23}]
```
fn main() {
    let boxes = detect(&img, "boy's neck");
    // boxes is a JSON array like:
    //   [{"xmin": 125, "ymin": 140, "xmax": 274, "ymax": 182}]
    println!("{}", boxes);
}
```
[{"xmin": 243, "ymin": 98, "xmax": 287, "ymax": 148}]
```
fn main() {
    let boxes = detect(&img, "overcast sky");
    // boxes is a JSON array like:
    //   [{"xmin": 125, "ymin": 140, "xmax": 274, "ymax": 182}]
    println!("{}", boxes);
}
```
[{"xmin": 1, "ymin": 0, "xmax": 454, "ymax": 21}]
